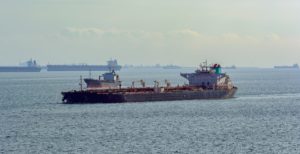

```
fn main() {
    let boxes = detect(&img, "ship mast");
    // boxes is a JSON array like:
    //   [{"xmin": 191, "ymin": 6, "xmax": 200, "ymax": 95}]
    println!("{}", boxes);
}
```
[
  {"xmin": 89, "ymin": 69, "xmax": 92, "ymax": 79},
  {"xmin": 204, "ymin": 60, "xmax": 208, "ymax": 71},
  {"xmin": 79, "ymin": 75, "xmax": 83, "ymax": 91},
  {"xmin": 199, "ymin": 60, "xmax": 209, "ymax": 72}
]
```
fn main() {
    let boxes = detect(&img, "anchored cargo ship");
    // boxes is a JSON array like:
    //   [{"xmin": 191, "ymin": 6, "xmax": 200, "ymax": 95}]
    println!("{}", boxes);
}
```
[
  {"xmin": 0, "ymin": 59, "xmax": 41, "ymax": 72},
  {"xmin": 162, "ymin": 65, "xmax": 181, "ymax": 69},
  {"xmin": 274, "ymin": 64, "xmax": 299, "ymax": 69},
  {"xmin": 62, "ymin": 62, "xmax": 237, "ymax": 103},
  {"xmin": 47, "ymin": 59, "xmax": 121, "ymax": 71},
  {"xmin": 223, "ymin": 65, "xmax": 236, "ymax": 69}
]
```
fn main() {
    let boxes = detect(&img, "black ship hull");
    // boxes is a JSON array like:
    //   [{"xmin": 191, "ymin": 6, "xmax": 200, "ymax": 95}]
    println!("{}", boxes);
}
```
[
  {"xmin": 62, "ymin": 87, "xmax": 237, "ymax": 104},
  {"xmin": 47, "ymin": 65, "xmax": 121, "ymax": 71},
  {"xmin": 0, "ymin": 66, "xmax": 41, "ymax": 72}
]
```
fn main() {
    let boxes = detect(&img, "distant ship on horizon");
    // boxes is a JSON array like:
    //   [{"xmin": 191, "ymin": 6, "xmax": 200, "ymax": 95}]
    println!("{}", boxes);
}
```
[
  {"xmin": 223, "ymin": 65, "xmax": 237, "ymax": 69},
  {"xmin": 162, "ymin": 64, "xmax": 182, "ymax": 69},
  {"xmin": 47, "ymin": 59, "xmax": 121, "ymax": 71},
  {"xmin": 274, "ymin": 64, "xmax": 299, "ymax": 69},
  {"xmin": 0, "ymin": 59, "xmax": 41, "ymax": 72}
]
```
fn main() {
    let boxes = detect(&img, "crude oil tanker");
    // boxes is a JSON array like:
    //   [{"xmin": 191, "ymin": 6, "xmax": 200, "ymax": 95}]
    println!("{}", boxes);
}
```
[
  {"xmin": 62, "ymin": 62, "xmax": 237, "ymax": 103},
  {"xmin": 0, "ymin": 59, "xmax": 41, "ymax": 72},
  {"xmin": 47, "ymin": 59, "xmax": 121, "ymax": 71}
]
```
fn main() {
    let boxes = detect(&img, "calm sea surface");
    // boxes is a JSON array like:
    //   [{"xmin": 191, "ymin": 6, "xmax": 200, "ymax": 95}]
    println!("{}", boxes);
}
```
[{"xmin": 1, "ymin": 68, "xmax": 300, "ymax": 153}]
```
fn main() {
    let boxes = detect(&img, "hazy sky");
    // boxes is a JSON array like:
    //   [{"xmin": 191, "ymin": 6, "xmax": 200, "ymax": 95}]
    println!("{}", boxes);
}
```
[{"xmin": 0, "ymin": 0, "xmax": 299, "ymax": 67}]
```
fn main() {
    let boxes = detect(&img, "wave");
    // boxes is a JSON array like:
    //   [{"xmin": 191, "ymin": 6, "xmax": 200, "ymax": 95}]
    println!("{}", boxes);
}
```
[{"xmin": 236, "ymin": 93, "xmax": 300, "ymax": 100}]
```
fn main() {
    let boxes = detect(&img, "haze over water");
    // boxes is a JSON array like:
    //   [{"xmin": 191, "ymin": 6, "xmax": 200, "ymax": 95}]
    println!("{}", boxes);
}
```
[
  {"xmin": 1, "ymin": 68, "xmax": 300, "ymax": 153},
  {"xmin": 1, "ymin": 0, "xmax": 300, "ymax": 153},
  {"xmin": 1, "ymin": 0, "xmax": 300, "ymax": 67}
]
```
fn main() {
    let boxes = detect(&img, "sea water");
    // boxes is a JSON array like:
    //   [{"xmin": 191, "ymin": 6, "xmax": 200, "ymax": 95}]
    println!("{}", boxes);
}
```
[{"xmin": 1, "ymin": 68, "xmax": 300, "ymax": 153}]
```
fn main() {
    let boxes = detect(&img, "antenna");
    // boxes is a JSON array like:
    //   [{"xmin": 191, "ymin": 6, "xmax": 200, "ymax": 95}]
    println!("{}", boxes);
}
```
[
  {"xmin": 154, "ymin": 80, "xmax": 160, "ymax": 87},
  {"xmin": 205, "ymin": 59, "xmax": 208, "ymax": 71},
  {"xmin": 79, "ymin": 75, "xmax": 83, "ymax": 91}
]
